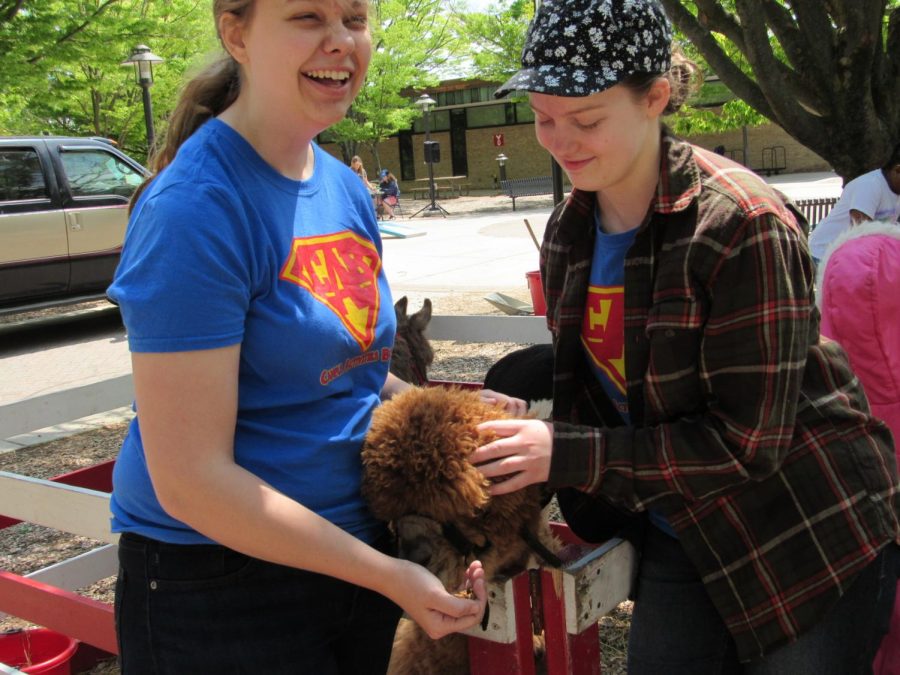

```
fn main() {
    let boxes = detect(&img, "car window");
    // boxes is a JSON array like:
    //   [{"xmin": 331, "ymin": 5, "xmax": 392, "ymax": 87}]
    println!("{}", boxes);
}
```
[
  {"xmin": 0, "ymin": 149, "xmax": 49, "ymax": 202},
  {"xmin": 59, "ymin": 149, "xmax": 144, "ymax": 199}
]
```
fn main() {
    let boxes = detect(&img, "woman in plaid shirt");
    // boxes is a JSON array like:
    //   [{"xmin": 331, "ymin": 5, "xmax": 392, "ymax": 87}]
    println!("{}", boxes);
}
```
[{"xmin": 474, "ymin": 0, "xmax": 900, "ymax": 671}]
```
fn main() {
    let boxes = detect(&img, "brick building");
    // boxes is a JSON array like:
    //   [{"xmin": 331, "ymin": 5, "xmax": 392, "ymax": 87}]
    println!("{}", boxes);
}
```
[{"xmin": 319, "ymin": 78, "xmax": 830, "ymax": 194}]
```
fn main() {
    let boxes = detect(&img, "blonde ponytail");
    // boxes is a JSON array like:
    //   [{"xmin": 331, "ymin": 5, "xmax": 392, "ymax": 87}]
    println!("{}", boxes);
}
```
[{"xmin": 663, "ymin": 49, "xmax": 702, "ymax": 115}]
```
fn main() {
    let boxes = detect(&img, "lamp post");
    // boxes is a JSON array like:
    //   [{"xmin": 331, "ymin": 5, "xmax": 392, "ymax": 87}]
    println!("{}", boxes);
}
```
[
  {"xmin": 412, "ymin": 93, "xmax": 449, "ymax": 218},
  {"xmin": 496, "ymin": 153, "xmax": 508, "ymax": 184},
  {"xmin": 121, "ymin": 45, "xmax": 164, "ymax": 154}
]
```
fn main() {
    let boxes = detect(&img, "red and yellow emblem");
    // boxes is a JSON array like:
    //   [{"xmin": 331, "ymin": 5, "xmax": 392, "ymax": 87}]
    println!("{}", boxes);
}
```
[
  {"xmin": 280, "ymin": 231, "xmax": 381, "ymax": 351},
  {"xmin": 581, "ymin": 285, "xmax": 626, "ymax": 394}
]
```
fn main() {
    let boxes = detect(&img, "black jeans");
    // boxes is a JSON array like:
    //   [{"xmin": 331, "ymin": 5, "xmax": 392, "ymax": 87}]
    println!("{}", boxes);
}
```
[
  {"xmin": 115, "ymin": 532, "xmax": 402, "ymax": 674},
  {"xmin": 628, "ymin": 525, "xmax": 899, "ymax": 674}
]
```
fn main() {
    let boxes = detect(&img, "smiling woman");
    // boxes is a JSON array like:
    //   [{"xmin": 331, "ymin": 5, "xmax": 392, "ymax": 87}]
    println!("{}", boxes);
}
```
[{"xmin": 106, "ymin": 1, "xmax": 489, "ymax": 673}]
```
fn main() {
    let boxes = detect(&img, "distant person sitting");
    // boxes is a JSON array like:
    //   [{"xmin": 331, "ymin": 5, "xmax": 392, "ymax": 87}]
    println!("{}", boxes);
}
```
[
  {"xmin": 809, "ymin": 141, "xmax": 900, "ymax": 261},
  {"xmin": 349, "ymin": 155, "xmax": 370, "ymax": 186},
  {"xmin": 377, "ymin": 169, "xmax": 399, "ymax": 220}
]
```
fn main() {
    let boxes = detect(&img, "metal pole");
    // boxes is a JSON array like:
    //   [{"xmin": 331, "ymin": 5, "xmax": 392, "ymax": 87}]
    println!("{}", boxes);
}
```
[
  {"xmin": 412, "ymin": 102, "xmax": 449, "ymax": 218},
  {"xmin": 551, "ymin": 157, "xmax": 564, "ymax": 205},
  {"xmin": 425, "ymin": 111, "xmax": 437, "ymax": 210},
  {"xmin": 140, "ymin": 82, "xmax": 155, "ymax": 153},
  {"xmin": 742, "ymin": 125, "xmax": 749, "ymax": 167}
]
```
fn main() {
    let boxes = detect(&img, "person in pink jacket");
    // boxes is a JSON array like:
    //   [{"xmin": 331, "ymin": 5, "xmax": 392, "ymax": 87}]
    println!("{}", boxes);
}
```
[{"xmin": 818, "ymin": 219, "xmax": 900, "ymax": 674}]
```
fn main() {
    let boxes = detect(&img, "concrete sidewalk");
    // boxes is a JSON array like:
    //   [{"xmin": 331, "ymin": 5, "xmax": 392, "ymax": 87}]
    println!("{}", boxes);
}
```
[
  {"xmin": 382, "ymin": 207, "xmax": 550, "ymax": 293},
  {"xmin": 383, "ymin": 169, "xmax": 842, "ymax": 292}
]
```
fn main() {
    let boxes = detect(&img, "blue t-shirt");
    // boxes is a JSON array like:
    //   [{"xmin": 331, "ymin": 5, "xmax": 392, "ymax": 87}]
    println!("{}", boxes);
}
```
[
  {"xmin": 581, "ymin": 207, "xmax": 676, "ymax": 538},
  {"xmin": 107, "ymin": 119, "xmax": 394, "ymax": 545}
]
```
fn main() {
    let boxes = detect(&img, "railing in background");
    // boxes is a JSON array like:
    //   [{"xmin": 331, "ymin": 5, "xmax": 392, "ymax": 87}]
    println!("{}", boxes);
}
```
[{"xmin": 795, "ymin": 197, "xmax": 839, "ymax": 230}]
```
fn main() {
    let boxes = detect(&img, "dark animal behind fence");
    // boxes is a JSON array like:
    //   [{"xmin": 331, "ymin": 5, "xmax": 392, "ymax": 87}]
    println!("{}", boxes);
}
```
[{"xmin": 390, "ymin": 296, "xmax": 434, "ymax": 385}]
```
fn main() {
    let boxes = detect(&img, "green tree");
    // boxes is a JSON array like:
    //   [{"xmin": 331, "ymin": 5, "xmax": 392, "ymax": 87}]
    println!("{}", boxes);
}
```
[
  {"xmin": 0, "ymin": 1, "xmax": 216, "ymax": 163},
  {"xmin": 453, "ymin": 0, "xmax": 533, "ymax": 83},
  {"xmin": 328, "ymin": 0, "xmax": 459, "ymax": 167},
  {"xmin": 660, "ymin": 0, "xmax": 900, "ymax": 181}
]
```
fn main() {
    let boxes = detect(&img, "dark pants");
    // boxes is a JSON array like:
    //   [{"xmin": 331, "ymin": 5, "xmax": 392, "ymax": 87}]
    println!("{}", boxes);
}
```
[
  {"xmin": 628, "ymin": 526, "xmax": 898, "ymax": 674},
  {"xmin": 115, "ymin": 532, "xmax": 402, "ymax": 674}
]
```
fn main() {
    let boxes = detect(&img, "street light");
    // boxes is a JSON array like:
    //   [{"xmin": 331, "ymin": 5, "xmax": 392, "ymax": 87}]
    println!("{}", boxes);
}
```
[
  {"xmin": 412, "ymin": 93, "xmax": 449, "ymax": 218},
  {"xmin": 496, "ymin": 153, "xmax": 509, "ymax": 184},
  {"xmin": 121, "ymin": 44, "xmax": 164, "ymax": 153}
]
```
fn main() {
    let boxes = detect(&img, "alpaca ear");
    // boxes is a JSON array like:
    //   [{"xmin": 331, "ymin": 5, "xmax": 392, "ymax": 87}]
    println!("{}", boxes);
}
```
[
  {"xmin": 394, "ymin": 296, "xmax": 409, "ymax": 321},
  {"xmin": 410, "ymin": 298, "xmax": 432, "ymax": 331}
]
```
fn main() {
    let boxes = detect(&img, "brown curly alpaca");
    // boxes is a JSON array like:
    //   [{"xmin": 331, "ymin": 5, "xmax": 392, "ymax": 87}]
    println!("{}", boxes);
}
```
[{"xmin": 362, "ymin": 386, "xmax": 560, "ymax": 675}]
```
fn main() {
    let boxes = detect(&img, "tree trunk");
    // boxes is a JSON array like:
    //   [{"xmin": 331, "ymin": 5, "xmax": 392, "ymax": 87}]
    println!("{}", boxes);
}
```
[{"xmin": 337, "ymin": 142, "xmax": 358, "ymax": 165}]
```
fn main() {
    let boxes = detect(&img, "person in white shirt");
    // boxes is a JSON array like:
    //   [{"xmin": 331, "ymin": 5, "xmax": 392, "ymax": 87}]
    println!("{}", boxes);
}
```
[{"xmin": 809, "ymin": 142, "xmax": 900, "ymax": 261}]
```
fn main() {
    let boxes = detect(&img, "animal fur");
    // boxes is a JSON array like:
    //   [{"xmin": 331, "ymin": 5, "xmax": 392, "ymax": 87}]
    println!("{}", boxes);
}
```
[
  {"xmin": 390, "ymin": 296, "xmax": 434, "ymax": 385},
  {"xmin": 362, "ymin": 386, "xmax": 561, "ymax": 675}
]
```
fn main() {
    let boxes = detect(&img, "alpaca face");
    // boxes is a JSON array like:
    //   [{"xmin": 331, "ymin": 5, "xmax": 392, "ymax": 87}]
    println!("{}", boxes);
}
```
[{"xmin": 394, "ymin": 514, "xmax": 469, "ymax": 588}]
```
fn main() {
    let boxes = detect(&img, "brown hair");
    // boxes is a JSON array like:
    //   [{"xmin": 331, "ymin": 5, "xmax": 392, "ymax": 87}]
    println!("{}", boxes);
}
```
[
  {"xmin": 129, "ymin": 0, "xmax": 255, "ymax": 211},
  {"xmin": 621, "ymin": 48, "xmax": 702, "ymax": 116}
]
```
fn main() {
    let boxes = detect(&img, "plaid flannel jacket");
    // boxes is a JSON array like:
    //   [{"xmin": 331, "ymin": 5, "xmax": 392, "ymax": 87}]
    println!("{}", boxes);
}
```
[{"xmin": 542, "ymin": 131, "xmax": 900, "ymax": 661}]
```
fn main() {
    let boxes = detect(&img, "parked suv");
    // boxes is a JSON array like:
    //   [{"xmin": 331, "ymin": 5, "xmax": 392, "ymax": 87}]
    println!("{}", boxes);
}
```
[{"xmin": 0, "ymin": 136, "xmax": 147, "ymax": 312}]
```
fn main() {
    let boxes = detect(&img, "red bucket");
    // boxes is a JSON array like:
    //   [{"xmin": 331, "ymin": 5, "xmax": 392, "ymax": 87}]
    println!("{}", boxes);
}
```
[
  {"xmin": 525, "ymin": 270, "xmax": 546, "ymax": 316},
  {"xmin": 0, "ymin": 628, "xmax": 78, "ymax": 675}
]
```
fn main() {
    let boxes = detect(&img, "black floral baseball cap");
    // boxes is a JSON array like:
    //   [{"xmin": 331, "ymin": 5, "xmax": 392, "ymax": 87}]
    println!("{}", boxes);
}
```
[{"xmin": 495, "ymin": 0, "xmax": 673, "ymax": 99}]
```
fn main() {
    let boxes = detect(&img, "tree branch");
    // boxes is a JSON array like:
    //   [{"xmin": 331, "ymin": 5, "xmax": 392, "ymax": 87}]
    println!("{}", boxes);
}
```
[
  {"xmin": 27, "ymin": 0, "xmax": 123, "ymax": 65},
  {"xmin": 758, "ymin": 1, "xmax": 811, "ymax": 72},
  {"xmin": 732, "ymin": 0, "xmax": 828, "ymax": 144},
  {"xmin": 659, "ymin": 0, "xmax": 774, "ymax": 119},
  {"xmin": 692, "ymin": 0, "xmax": 746, "ymax": 51},
  {"xmin": 828, "ymin": 0, "xmax": 884, "ymax": 111},
  {"xmin": 756, "ymin": 0, "xmax": 831, "ymax": 114},
  {"xmin": 1, "ymin": 0, "xmax": 25, "ymax": 24},
  {"xmin": 885, "ymin": 4, "xmax": 900, "ymax": 119},
  {"xmin": 790, "ymin": 0, "xmax": 837, "ymax": 70}
]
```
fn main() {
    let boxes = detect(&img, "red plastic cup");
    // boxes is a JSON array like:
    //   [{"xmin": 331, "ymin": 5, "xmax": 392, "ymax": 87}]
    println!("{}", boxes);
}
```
[{"xmin": 525, "ymin": 270, "xmax": 546, "ymax": 316}]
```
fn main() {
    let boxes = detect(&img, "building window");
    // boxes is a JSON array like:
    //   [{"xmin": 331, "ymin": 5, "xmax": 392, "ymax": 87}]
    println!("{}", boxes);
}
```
[
  {"xmin": 514, "ymin": 101, "xmax": 535, "ymax": 124},
  {"xmin": 412, "ymin": 109, "xmax": 451, "ymax": 134},
  {"xmin": 466, "ymin": 104, "xmax": 508, "ymax": 128}
]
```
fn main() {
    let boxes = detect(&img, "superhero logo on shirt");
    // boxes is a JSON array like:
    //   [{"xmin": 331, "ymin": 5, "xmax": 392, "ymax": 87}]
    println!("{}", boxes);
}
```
[
  {"xmin": 581, "ymin": 285, "xmax": 626, "ymax": 395},
  {"xmin": 280, "ymin": 231, "xmax": 381, "ymax": 351}
]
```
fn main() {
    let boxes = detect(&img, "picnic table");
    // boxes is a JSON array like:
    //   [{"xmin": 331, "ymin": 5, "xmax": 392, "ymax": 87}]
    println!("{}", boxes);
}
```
[{"xmin": 412, "ymin": 175, "xmax": 469, "ymax": 199}]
